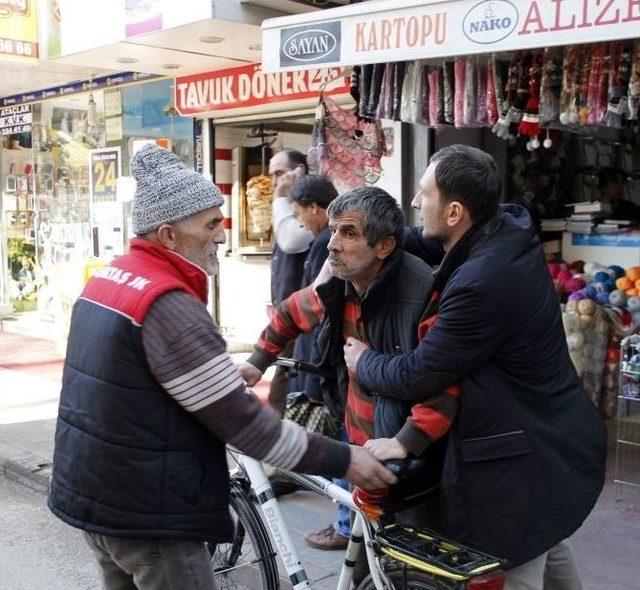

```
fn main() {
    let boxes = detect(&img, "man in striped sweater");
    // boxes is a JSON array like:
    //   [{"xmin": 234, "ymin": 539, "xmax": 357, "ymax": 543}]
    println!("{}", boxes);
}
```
[
  {"xmin": 240, "ymin": 187, "xmax": 459, "ymax": 548},
  {"xmin": 48, "ymin": 145, "xmax": 396, "ymax": 590}
]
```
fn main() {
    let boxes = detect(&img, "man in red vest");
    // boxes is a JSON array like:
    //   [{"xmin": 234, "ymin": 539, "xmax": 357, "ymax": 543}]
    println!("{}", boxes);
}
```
[{"xmin": 48, "ymin": 144, "xmax": 395, "ymax": 590}]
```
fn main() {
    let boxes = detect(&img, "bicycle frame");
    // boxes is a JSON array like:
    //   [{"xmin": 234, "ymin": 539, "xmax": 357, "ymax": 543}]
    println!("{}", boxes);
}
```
[{"xmin": 229, "ymin": 449, "xmax": 395, "ymax": 590}]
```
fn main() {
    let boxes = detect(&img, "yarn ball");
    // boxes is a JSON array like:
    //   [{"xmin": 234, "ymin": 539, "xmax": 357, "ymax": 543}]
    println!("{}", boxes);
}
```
[
  {"xmin": 616, "ymin": 276, "xmax": 634, "ymax": 291},
  {"xmin": 608, "ymin": 265, "xmax": 625, "ymax": 279},
  {"xmin": 627, "ymin": 267, "xmax": 640, "ymax": 283},
  {"xmin": 568, "ymin": 290, "xmax": 587, "ymax": 302},
  {"xmin": 594, "ymin": 271, "xmax": 611, "ymax": 283},
  {"xmin": 606, "ymin": 347, "xmax": 620, "ymax": 363},
  {"xmin": 584, "ymin": 262, "xmax": 603, "ymax": 274},
  {"xmin": 609, "ymin": 290, "xmax": 628, "ymax": 308},
  {"xmin": 628, "ymin": 296, "xmax": 640, "ymax": 312},
  {"xmin": 577, "ymin": 299, "xmax": 597, "ymax": 316},
  {"xmin": 556, "ymin": 269, "xmax": 573, "ymax": 283},
  {"xmin": 565, "ymin": 300, "xmax": 579, "ymax": 313},
  {"xmin": 594, "ymin": 281, "xmax": 610, "ymax": 293},
  {"xmin": 595, "ymin": 292, "xmax": 610, "ymax": 305},
  {"xmin": 585, "ymin": 284, "xmax": 598, "ymax": 299},
  {"xmin": 628, "ymin": 289, "xmax": 640, "ymax": 297},
  {"xmin": 569, "ymin": 260, "xmax": 585, "ymax": 274},
  {"xmin": 564, "ymin": 278, "xmax": 586, "ymax": 293},
  {"xmin": 580, "ymin": 314, "xmax": 597, "ymax": 330}
]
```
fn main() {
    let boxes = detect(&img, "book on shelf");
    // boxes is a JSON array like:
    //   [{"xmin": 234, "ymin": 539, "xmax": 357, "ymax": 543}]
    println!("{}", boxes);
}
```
[
  {"xmin": 595, "ymin": 224, "xmax": 629, "ymax": 234},
  {"xmin": 565, "ymin": 221, "xmax": 595, "ymax": 234},
  {"xmin": 603, "ymin": 219, "xmax": 634, "ymax": 226},
  {"xmin": 541, "ymin": 219, "xmax": 566, "ymax": 231},
  {"xmin": 565, "ymin": 201, "xmax": 612, "ymax": 214}
]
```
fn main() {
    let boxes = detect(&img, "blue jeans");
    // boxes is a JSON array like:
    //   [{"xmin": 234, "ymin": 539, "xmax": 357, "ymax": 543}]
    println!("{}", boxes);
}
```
[
  {"xmin": 333, "ymin": 426, "xmax": 352, "ymax": 538},
  {"xmin": 83, "ymin": 531, "xmax": 215, "ymax": 590}
]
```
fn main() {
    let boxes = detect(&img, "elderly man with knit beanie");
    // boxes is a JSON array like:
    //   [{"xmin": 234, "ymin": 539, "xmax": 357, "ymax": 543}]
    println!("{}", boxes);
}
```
[{"xmin": 48, "ymin": 144, "xmax": 395, "ymax": 590}]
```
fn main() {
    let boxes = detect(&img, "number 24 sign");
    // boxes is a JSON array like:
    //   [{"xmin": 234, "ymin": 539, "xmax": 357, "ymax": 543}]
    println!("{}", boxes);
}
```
[{"xmin": 90, "ymin": 148, "xmax": 121, "ymax": 203}]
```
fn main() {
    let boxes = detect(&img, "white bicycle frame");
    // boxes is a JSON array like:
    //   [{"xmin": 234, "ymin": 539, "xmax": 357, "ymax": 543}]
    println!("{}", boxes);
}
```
[{"xmin": 230, "ymin": 449, "xmax": 395, "ymax": 590}]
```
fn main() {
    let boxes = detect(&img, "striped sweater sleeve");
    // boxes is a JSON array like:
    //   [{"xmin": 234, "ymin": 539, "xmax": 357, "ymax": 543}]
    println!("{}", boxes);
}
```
[
  {"xmin": 248, "ymin": 285, "xmax": 325, "ymax": 372},
  {"xmin": 141, "ymin": 290, "xmax": 349, "ymax": 477}
]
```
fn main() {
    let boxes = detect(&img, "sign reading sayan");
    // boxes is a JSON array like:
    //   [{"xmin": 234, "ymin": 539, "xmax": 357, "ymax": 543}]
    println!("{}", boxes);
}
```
[
  {"xmin": 280, "ymin": 21, "xmax": 341, "ymax": 67},
  {"xmin": 262, "ymin": 0, "xmax": 640, "ymax": 72},
  {"xmin": 0, "ymin": 0, "xmax": 38, "ymax": 60},
  {"xmin": 174, "ymin": 62, "xmax": 349, "ymax": 116},
  {"xmin": 0, "ymin": 104, "xmax": 31, "ymax": 134}
]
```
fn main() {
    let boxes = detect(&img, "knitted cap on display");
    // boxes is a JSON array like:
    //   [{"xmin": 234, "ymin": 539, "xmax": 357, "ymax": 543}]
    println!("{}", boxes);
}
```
[{"xmin": 130, "ymin": 144, "xmax": 224, "ymax": 235}]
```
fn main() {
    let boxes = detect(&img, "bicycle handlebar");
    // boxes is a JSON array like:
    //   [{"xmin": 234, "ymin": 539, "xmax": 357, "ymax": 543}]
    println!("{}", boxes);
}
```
[{"xmin": 274, "ymin": 357, "xmax": 333, "ymax": 379}]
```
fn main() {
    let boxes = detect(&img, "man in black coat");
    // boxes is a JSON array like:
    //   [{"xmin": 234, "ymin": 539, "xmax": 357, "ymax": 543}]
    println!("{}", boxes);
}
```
[{"xmin": 344, "ymin": 145, "xmax": 606, "ymax": 589}]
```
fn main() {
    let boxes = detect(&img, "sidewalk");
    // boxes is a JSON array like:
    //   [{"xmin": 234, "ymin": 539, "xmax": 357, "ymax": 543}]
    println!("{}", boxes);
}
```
[{"xmin": 1, "ymin": 329, "xmax": 639, "ymax": 588}]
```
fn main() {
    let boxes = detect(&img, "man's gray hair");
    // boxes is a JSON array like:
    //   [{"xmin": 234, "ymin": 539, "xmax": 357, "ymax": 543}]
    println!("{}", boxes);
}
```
[{"xmin": 327, "ymin": 186, "xmax": 404, "ymax": 247}]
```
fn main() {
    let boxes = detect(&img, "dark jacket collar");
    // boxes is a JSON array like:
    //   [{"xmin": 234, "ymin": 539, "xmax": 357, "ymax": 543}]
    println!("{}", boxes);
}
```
[{"xmin": 318, "ymin": 247, "xmax": 405, "ymax": 305}]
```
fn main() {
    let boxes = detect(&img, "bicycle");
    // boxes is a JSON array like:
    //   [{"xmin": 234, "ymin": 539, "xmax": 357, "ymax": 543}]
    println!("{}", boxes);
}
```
[{"xmin": 209, "ymin": 358, "xmax": 507, "ymax": 590}]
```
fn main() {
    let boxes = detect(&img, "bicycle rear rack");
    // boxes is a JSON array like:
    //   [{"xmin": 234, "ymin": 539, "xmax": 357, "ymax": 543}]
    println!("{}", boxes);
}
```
[{"xmin": 375, "ymin": 523, "xmax": 506, "ymax": 582}]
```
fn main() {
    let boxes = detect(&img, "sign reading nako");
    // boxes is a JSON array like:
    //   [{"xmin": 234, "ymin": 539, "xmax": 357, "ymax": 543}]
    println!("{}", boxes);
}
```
[{"xmin": 463, "ymin": 0, "xmax": 519, "ymax": 44}]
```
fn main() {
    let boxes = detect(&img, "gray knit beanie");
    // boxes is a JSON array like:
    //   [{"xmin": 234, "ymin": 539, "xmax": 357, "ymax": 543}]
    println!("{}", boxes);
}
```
[{"xmin": 130, "ymin": 144, "xmax": 224, "ymax": 235}]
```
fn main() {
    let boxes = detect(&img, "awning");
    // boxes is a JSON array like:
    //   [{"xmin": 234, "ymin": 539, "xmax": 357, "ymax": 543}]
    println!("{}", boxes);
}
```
[{"xmin": 261, "ymin": 0, "xmax": 640, "ymax": 73}]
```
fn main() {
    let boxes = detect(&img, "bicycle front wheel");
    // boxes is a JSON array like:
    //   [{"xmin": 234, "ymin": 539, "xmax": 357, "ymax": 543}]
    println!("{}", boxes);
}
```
[{"xmin": 207, "ymin": 478, "xmax": 280, "ymax": 590}]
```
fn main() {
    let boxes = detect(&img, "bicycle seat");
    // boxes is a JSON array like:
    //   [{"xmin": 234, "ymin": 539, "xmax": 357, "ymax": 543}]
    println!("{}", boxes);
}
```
[{"xmin": 382, "ymin": 456, "xmax": 440, "ymax": 513}]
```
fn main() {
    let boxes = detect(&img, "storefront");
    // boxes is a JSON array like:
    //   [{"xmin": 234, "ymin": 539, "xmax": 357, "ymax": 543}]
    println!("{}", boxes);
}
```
[
  {"xmin": 259, "ymin": 0, "xmax": 640, "ymax": 420},
  {"xmin": 0, "ymin": 74, "xmax": 195, "ymax": 341},
  {"xmin": 175, "ymin": 61, "xmax": 404, "ymax": 348}
]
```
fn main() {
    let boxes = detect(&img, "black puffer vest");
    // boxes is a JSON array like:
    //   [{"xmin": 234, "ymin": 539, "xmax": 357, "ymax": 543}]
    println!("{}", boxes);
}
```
[{"xmin": 48, "ymin": 239, "xmax": 233, "ymax": 542}]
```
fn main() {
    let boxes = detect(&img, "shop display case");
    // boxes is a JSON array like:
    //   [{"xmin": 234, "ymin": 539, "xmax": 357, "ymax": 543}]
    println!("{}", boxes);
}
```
[
  {"xmin": 615, "ymin": 335, "xmax": 640, "ymax": 499},
  {"xmin": 231, "ymin": 145, "xmax": 274, "ymax": 254}
]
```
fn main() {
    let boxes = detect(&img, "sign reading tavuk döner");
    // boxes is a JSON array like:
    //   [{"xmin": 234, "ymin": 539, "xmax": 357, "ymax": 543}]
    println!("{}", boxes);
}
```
[
  {"xmin": 174, "ymin": 63, "xmax": 349, "ymax": 116},
  {"xmin": 261, "ymin": 0, "xmax": 640, "ymax": 72}
]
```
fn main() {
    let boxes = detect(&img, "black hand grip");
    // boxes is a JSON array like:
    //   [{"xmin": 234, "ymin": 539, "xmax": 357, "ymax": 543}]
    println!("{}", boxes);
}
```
[{"xmin": 274, "ymin": 357, "xmax": 333, "ymax": 379}]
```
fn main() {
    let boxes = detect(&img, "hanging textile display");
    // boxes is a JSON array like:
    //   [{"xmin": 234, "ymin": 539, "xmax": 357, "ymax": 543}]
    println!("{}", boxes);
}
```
[
  {"xmin": 427, "ymin": 67, "xmax": 444, "ymax": 128},
  {"xmin": 332, "ymin": 37, "xmax": 640, "ymax": 149},
  {"xmin": 476, "ymin": 62, "xmax": 488, "ymax": 126},
  {"xmin": 376, "ymin": 63, "xmax": 395, "ymax": 120},
  {"xmin": 559, "ymin": 46, "xmax": 580, "ymax": 125},
  {"xmin": 518, "ymin": 51, "xmax": 544, "ymax": 149},
  {"xmin": 392, "ymin": 62, "xmax": 405, "ymax": 121},
  {"xmin": 603, "ymin": 41, "xmax": 632, "ymax": 128},
  {"xmin": 539, "ymin": 47, "xmax": 563, "ymax": 126},
  {"xmin": 454, "ymin": 58, "xmax": 465, "ymax": 128},
  {"xmin": 463, "ymin": 57, "xmax": 478, "ymax": 127},
  {"xmin": 308, "ymin": 94, "xmax": 386, "ymax": 194},
  {"xmin": 442, "ymin": 61, "xmax": 455, "ymax": 125}
]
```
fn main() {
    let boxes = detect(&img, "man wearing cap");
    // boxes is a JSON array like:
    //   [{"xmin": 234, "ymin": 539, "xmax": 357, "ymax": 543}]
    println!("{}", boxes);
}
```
[{"xmin": 48, "ymin": 144, "xmax": 396, "ymax": 590}]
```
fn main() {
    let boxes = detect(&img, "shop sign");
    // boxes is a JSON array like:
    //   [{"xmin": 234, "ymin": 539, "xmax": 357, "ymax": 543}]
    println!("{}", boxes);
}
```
[
  {"xmin": 0, "ymin": 0, "xmax": 38, "ymax": 60},
  {"xmin": 90, "ymin": 148, "xmax": 121, "ymax": 204},
  {"xmin": 1, "ymin": 71, "xmax": 162, "ymax": 107},
  {"xmin": 193, "ymin": 120, "xmax": 204, "ymax": 174},
  {"xmin": 280, "ymin": 21, "xmax": 341, "ymax": 67},
  {"xmin": 174, "ymin": 63, "xmax": 349, "ymax": 116},
  {"xmin": 0, "ymin": 104, "xmax": 31, "ymax": 134},
  {"xmin": 572, "ymin": 233, "xmax": 640, "ymax": 248},
  {"xmin": 262, "ymin": 0, "xmax": 640, "ymax": 72}
]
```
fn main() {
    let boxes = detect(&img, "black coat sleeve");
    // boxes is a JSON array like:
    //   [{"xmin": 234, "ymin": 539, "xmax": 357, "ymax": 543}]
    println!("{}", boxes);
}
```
[
  {"xmin": 356, "ymin": 285, "xmax": 503, "ymax": 402},
  {"xmin": 402, "ymin": 226, "xmax": 445, "ymax": 267}
]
